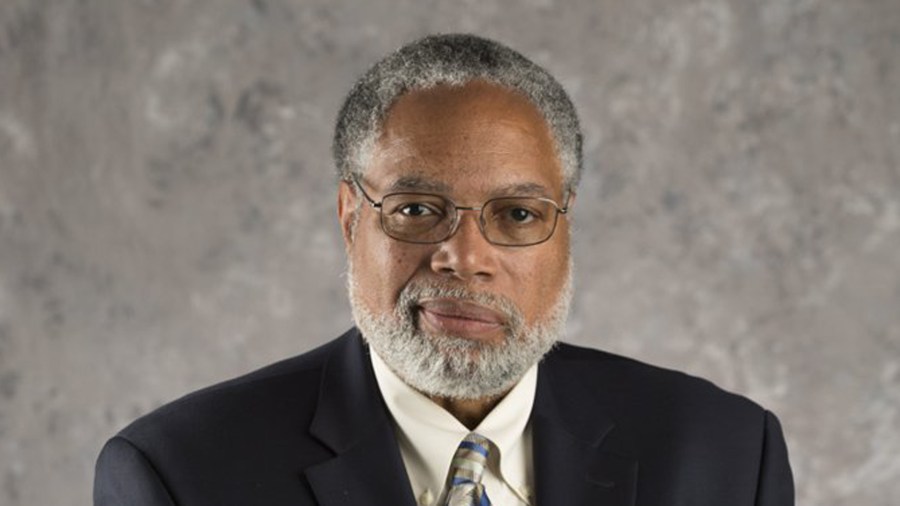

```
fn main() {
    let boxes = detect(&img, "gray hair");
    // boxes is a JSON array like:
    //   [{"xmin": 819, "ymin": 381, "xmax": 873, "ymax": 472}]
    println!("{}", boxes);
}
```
[{"xmin": 332, "ymin": 33, "xmax": 583, "ymax": 189}]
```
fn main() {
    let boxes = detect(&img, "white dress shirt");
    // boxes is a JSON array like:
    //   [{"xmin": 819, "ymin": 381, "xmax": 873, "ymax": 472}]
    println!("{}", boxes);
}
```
[{"xmin": 370, "ymin": 350, "xmax": 536, "ymax": 506}]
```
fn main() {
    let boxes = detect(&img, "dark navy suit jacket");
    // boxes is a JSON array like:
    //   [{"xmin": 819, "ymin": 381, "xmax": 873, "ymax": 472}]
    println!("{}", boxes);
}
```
[{"xmin": 94, "ymin": 328, "xmax": 793, "ymax": 505}]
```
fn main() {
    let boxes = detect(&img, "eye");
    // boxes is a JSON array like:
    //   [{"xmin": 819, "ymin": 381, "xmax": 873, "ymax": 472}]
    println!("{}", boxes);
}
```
[
  {"xmin": 508, "ymin": 207, "xmax": 535, "ymax": 223},
  {"xmin": 399, "ymin": 202, "xmax": 435, "ymax": 217},
  {"xmin": 383, "ymin": 194, "xmax": 448, "ymax": 221},
  {"xmin": 488, "ymin": 199, "xmax": 548, "ymax": 227}
]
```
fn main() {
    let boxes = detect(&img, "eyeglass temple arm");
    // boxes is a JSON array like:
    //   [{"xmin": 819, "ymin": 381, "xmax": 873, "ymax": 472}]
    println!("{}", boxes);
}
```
[{"xmin": 349, "ymin": 176, "xmax": 382, "ymax": 209}]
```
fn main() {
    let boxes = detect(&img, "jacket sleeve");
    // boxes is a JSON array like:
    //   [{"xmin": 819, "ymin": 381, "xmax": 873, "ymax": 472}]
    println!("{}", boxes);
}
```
[
  {"xmin": 94, "ymin": 436, "xmax": 177, "ymax": 506},
  {"xmin": 754, "ymin": 411, "xmax": 795, "ymax": 506}
]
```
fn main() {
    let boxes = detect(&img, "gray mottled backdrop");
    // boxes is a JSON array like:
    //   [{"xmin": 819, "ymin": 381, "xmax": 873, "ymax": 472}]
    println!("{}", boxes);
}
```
[{"xmin": 1, "ymin": 0, "xmax": 898, "ymax": 504}]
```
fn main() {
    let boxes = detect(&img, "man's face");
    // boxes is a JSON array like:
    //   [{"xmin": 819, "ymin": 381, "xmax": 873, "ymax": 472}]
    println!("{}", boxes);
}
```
[{"xmin": 339, "ymin": 81, "xmax": 573, "ymax": 399}]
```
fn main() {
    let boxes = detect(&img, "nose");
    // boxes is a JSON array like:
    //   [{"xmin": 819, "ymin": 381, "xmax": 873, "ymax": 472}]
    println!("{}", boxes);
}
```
[{"xmin": 430, "ymin": 210, "xmax": 497, "ymax": 282}]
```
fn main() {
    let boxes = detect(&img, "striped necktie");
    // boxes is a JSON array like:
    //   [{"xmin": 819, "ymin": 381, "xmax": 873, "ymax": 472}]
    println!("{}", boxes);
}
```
[{"xmin": 444, "ymin": 432, "xmax": 492, "ymax": 506}]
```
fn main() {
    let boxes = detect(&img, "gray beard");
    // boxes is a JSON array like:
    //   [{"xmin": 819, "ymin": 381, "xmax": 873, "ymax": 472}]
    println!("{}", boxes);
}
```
[{"xmin": 347, "ymin": 260, "xmax": 573, "ymax": 400}]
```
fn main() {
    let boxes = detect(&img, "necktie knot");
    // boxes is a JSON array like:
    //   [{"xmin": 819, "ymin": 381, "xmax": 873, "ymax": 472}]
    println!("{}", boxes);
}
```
[{"xmin": 445, "ymin": 433, "xmax": 492, "ymax": 506}]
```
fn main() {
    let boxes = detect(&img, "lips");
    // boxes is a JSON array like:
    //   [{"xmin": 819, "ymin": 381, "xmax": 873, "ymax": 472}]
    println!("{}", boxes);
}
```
[{"xmin": 417, "ymin": 299, "xmax": 506, "ymax": 340}]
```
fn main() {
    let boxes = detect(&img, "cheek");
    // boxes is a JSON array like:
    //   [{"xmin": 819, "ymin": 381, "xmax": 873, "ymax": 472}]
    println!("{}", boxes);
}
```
[
  {"xmin": 378, "ymin": 243, "xmax": 421, "ymax": 287},
  {"xmin": 508, "ymin": 241, "xmax": 570, "ymax": 320},
  {"xmin": 351, "ymin": 225, "xmax": 429, "ymax": 309}
]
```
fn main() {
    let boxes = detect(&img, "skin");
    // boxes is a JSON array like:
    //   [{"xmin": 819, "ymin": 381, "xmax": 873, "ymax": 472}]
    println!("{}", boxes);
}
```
[{"xmin": 338, "ymin": 81, "xmax": 574, "ymax": 428}]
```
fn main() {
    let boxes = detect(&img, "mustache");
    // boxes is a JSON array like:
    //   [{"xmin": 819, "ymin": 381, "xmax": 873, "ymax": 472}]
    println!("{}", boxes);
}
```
[{"xmin": 395, "ymin": 279, "xmax": 524, "ymax": 332}]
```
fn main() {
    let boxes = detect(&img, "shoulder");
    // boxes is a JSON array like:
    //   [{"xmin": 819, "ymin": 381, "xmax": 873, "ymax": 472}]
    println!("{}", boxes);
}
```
[
  {"xmin": 541, "ymin": 343, "xmax": 793, "ymax": 501},
  {"xmin": 542, "ymin": 341, "xmax": 769, "ymax": 428},
  {"xmin": 96, "ymin": 333, "xmax": 360, "ymax": 504},
  {"xmin": 115, "ymin": 331, "xmax": 352, "ymax": 450}
]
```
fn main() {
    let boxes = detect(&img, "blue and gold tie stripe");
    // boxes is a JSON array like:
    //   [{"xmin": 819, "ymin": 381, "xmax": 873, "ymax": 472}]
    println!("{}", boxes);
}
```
[{"xmin": 445, "ymin": 433, "xmax": 492, "ymax": 506}]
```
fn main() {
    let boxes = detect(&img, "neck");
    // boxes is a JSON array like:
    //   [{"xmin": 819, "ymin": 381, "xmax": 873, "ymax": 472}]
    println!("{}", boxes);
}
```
[{"xmin": 429, "ymin": 392, "xmax": 509, "ymax": 430}]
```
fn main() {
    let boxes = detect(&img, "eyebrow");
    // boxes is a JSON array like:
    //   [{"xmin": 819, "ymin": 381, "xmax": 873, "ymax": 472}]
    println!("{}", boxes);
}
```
[
  {"xmin": 387, "ymin": 176, "xmax": 553, "ymax": 198},
  {"xmin": 387, "ymin": 176, "xmax": 451, "ymax": 194},
  {"xmin": 490, "ymin": 182, "xmax": 552, "ymax": 198}
]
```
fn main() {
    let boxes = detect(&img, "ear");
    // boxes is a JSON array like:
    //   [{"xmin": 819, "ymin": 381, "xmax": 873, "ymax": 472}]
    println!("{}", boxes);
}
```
[
  {"xmin": 337, "ymin": 180, "xmax": 358, "ymax": 248},
  {"xmin": 560, "ymin": 190, "xmax": 577, "ymax": 235},
  {"xmin": 565, "ymin": 190, "xmax": 577, "ymax": 211}
]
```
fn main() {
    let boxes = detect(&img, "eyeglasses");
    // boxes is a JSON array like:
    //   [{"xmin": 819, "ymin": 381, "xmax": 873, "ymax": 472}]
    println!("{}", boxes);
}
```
[{"xmin": 350, "ymin": 176, "xmax": 571, "ymax": 247}]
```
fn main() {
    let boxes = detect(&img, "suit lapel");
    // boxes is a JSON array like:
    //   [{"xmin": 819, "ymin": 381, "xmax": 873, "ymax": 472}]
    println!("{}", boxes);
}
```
[
  {"xmin": 305, "ymin": 434, "xmax": 415, "ymax": 506},
  {"xmin": 305, "ymin": 330, "xmax": 417, "ymax": 506},
  {"xmin": 532, "ymin": 353, "xmax": 638, "ymax": 506}
]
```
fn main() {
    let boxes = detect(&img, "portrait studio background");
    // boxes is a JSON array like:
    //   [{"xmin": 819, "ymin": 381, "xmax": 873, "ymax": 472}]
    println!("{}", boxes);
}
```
[{"xmin": 1, "ymin": 1, "xmax": 898, "ymax": 504}]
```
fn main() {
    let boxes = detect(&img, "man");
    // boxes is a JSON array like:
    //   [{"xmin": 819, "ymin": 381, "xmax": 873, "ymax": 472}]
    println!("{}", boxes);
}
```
[{"xmin": 95, "ymin": 34, "xmax": 793, "ymax": 505}]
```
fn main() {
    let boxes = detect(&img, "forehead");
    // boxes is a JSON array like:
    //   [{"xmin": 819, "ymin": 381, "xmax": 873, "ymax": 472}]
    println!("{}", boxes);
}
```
[{"xmin": 366, "ymin": 82, "xmax": 564, "ymax": 197}]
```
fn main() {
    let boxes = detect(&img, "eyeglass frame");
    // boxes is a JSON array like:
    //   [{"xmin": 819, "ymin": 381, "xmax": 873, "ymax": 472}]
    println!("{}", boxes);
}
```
[{"xmin": 348, "ymin": 174, "xmax": 572, "ymax": 247}]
